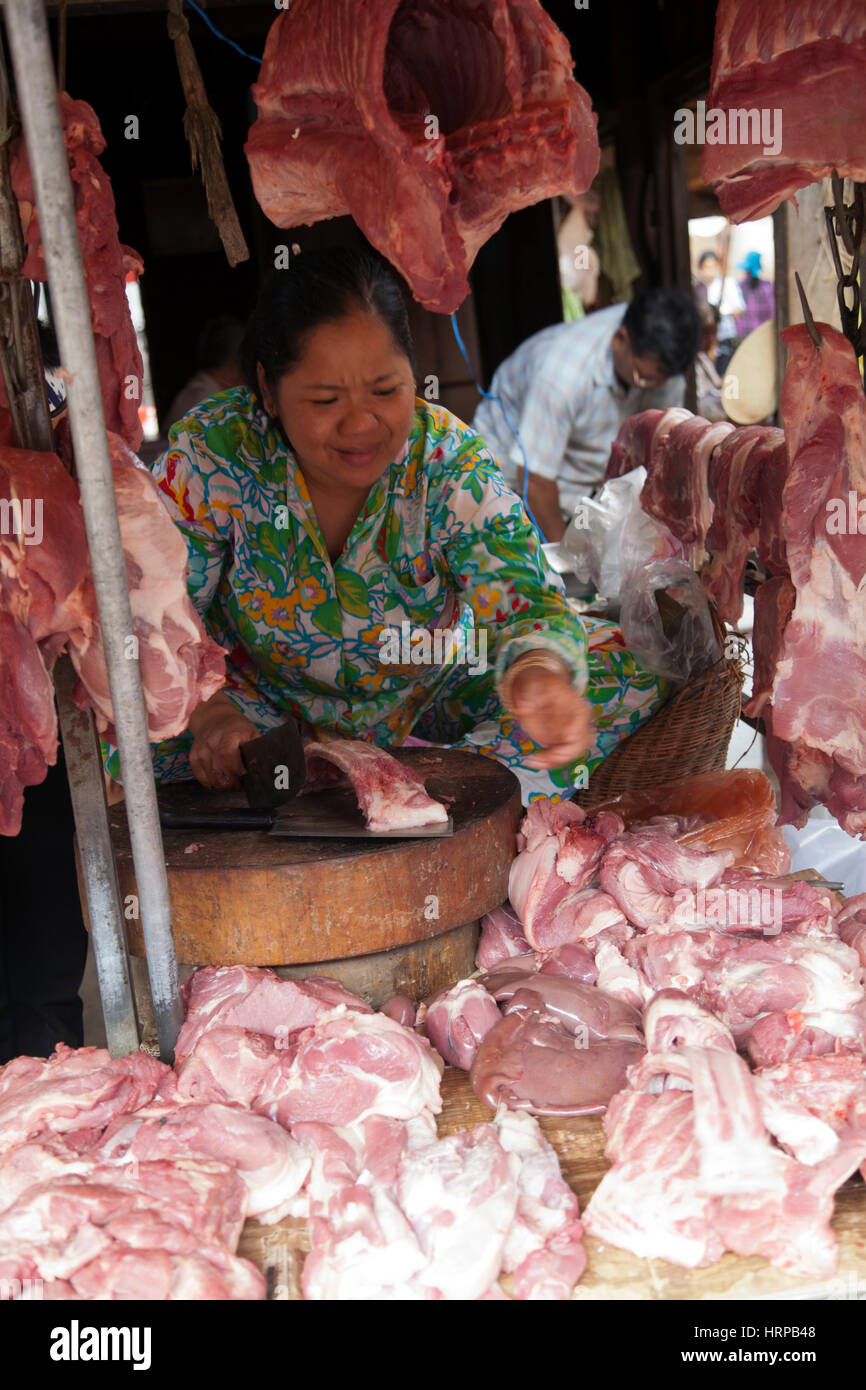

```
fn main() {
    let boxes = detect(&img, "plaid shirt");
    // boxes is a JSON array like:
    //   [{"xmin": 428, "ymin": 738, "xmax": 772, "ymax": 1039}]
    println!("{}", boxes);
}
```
[{"xmin": 473, "ymin": 304, "xmax": 685, "ymax": 515}]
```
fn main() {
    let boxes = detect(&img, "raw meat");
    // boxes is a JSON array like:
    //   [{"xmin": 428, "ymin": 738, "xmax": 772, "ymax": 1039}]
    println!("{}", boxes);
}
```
[
  {"xmin": 494, "ymin": 1109, "xmax": 586, "ymax": 1299},
  {"xmin": 93, "ymin": 1102, "xmax": 311, "ymax": 1224},
  {"xmin": 303, "ymin": 740, "xmax": 448, "ymax": 831},
  {"xmin": 642, "ymin": 990, "xmax": 736, "ymax": 1055},
  {"xmin": 542, "ymin": 888, "xmax": 629, "ymax": 951},
  {"xmin": 246, "ymin": 0, "xmax": 599, "ymax": 312},
  {"xmin": 481, "ymin": 970, "xmax": 643, "ymax": 1044},
  {"xmin": 604, "ymin": 407, "xmax": 693, "ymax": 482},
  {"xmin": 0, "ymin": 613, "xmax": 57, "ymax": 836},
  {"xmin": 262, "ymin": 1009, "xmax": 444, "ymax": 1130},
  {"xmin": 599, "ymin": 828, "xmax": 734, "ymax": 931},
  {"xmin": 67, "ymin": 432, "xmax": 225, "ymax": 744},
  {"xmin": 509, "ymin": 798, "xmax": 621, "ymax": 946},
  {"xmin": 417, "ymin": 979, "xmax": 501, "ymax": 1070},
  {"xmin": 752, "ymin": 1053, "xmax": 866, "ymax": 1165},
  {"xmin": 175, "ymin": 964, "xmax": 371, "ymax": 1065},
  {"xmin": 0, "ymin": 1045, "xmax": 167, "ymax": 1158},
  {"xmin": 761, "ymin": 324, "xmax": 866, "ymax": 836},
  {"xmin": 703, "ymin": 0, "xmax": 866, "ymax": 223},
  {"xmin": 10, "ymin": 93, "xmax": 145, "ymax": 449},
  {"xmin": 470, "ymin": 1006, "xmax": 644, "ymax": 1117},
  {"xmin": 379, "ymin": 995, "xmax": 416, "ymax": 1027},
  {"xmin": 69, "ymin": 1244, "xmax": 265, "ymax": 1301},
  {"xmin": 640, "ymin": 417, "xmax": 734, "ymax": 558},
  {"xmin": 476, "ymin": 903, "xmax": 530, "ymax": 969},
  {"xmin": 703, "ymin": 427, "xmax": 787, "ymax": 623}
]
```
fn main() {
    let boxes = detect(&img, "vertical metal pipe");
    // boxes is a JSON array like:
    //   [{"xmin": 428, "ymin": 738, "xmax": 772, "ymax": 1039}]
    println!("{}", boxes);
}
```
[{"xmin": 4, "ymin": 0, "xmax": 183, "ymax": 1061}]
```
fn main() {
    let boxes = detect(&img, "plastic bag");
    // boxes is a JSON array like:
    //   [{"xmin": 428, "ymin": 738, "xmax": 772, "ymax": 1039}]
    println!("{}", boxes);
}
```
[
  {"xmin": 553, "ymin": 468, "xmax": 685, "ymax": 598},
  {"xmin": 782, "ymin": 819, "xmax": 866, "ymax": 897},
  {"xmin": 587, "ymin": 770, "xmax": 791, "ymax": 875},
  {"xmin": 619, "ymin": 559, "xmax": 719, "ymax": 685}
]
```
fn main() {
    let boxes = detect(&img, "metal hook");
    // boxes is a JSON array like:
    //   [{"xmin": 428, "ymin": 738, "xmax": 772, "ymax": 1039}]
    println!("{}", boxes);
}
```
[{"xmin": 794, "ymin": 272, "xmax": 822, "ymax": 349}]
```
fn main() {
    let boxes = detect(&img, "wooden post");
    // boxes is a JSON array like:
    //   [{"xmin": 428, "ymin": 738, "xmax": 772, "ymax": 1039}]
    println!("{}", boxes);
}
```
[{"xmin": 166, "ymin": 0, "xmax": 249, "ymax": 268}]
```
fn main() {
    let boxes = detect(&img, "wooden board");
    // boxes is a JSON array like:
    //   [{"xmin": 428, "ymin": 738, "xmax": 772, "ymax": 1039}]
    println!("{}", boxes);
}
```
[
  {"xmin": 239, "ymin": 1068, "xmax": 866, "ymax": 1300},
  {"xmin": 106, "ymin": 749, "xmax": 521, "ymax": 965}
]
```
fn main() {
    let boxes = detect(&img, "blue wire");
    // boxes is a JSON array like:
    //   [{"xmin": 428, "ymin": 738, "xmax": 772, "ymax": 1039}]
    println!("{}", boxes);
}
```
[
  {"xmin": 184, "ymin": 0, "xmax": 263, "ymax": 64},
  {"xmin": 450, "ymin": 313, "xmax": 547, "ymax": 543}
]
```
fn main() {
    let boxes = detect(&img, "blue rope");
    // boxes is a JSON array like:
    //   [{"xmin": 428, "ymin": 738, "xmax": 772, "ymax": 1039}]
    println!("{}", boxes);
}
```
[
  {"xmin": 450, "ymin": 313, "xmax": 547, "ymax": 543},
  {"xmin": 184, "ymin": 0, "xmax": 263, "ymax": 64}
]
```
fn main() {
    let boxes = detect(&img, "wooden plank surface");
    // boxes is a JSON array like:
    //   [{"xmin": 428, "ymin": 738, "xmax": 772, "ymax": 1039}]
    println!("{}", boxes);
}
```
[
  {"xmin": 107, "ymin": 749, "xmax": 521, "ymax": 965},
  {"xmin": 239, "ymin": 1067, "xmax": 866, "ymax": 1300}
]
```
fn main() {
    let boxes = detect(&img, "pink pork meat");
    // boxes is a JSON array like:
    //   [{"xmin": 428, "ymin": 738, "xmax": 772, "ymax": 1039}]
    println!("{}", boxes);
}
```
[
  {"xmin": 476, "ymin": 903, "xmax": 531, "ymax": 970},
  {"xmin": 303, "ymin": 740, "xmax": 449, "ymax": 831},
  {"xmin": 417, "ymin": 979, "xmax": 501, "ymax": 1070}
]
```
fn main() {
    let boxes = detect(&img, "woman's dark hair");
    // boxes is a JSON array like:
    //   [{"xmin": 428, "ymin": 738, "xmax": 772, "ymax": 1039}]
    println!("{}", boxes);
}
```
[
  {"xmin": 197, "ymin": 315, "xmax": 245, "ymax": 371},
  {"xmin": 623, "ymin": 287, "xmax": 702, "ymax": 378},
  {"xmin": 242, "ymin": 247, "xmax": 416, "ymax": 399}
]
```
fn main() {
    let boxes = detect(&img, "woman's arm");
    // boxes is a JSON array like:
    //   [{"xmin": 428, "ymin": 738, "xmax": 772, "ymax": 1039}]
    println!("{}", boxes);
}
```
[{"xmin": 430, "ymin": 422, "xmax": 594, "ymax": 768}]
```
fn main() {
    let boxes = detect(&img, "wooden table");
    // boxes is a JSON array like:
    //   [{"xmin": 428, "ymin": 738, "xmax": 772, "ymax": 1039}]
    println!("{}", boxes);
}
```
[{"xmin": 239, "ymin": 1068, "xmax": 866, "ymax": 1300}]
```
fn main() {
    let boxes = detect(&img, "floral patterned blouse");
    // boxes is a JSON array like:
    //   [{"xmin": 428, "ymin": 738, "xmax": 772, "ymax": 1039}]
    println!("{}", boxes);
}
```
[{"xmin": 119, "ymin": 388, "xmax": 590, "ymax": 782}]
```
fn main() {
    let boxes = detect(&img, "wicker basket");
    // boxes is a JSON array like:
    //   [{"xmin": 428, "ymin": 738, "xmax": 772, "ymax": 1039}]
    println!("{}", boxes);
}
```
[{"xmin": 573, "ymin": 612, "xmax": 745, "ymax": 811}]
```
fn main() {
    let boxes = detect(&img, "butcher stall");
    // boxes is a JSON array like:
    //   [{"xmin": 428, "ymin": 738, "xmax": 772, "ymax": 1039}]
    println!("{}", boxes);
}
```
[{"xmin": 0, "ymin": 0, "xmax": 865, "ymax": 1326}]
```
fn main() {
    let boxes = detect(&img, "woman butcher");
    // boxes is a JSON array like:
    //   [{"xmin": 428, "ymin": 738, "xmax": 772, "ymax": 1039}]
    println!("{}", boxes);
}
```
[{"xmin": 104, "ymin": 248, "xmax": 667, "ymax": 801}]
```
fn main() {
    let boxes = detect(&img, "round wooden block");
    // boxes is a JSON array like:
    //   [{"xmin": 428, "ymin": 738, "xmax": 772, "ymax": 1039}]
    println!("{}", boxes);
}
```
[{"xmin": 108, "ymin": 748, "xmax": 521, "ymax": 966}]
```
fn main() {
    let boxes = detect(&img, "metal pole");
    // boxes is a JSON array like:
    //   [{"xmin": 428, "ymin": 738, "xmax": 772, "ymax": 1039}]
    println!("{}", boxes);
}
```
[{"xmin": 4, "ymin": 0, "xmax": 183, "ymax": 1060}]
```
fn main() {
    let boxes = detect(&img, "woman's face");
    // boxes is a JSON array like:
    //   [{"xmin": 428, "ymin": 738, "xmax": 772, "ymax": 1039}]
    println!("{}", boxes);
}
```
[{"xmin": 259, "ymin": 312, "xmax": 416, "ymax": 496}]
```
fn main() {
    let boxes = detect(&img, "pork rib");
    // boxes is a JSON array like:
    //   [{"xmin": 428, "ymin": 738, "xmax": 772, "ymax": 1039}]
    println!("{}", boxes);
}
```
[{"xmin": 245, "ymin": 0, "xmax": 599, "ymax": 312}]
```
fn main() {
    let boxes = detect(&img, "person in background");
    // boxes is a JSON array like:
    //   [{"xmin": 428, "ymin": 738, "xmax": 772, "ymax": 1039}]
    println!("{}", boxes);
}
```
[
  {"xmin": 694, "ymin": 296, "xmax": 727, "ymax": 423},
  {"xmin": 162, "ymin": 315, "xmax": 247, "ymax": 434},
  {"xmin": 472, "ymin": 289, "xmax": 700, "ymax": 541},
  {"xmin": 737, "ymin": 250, "xmax": 775, "ymax": 337},
  {"xmin": 697, "ymin": 250, "xmax": 744, "ymax": 375}
]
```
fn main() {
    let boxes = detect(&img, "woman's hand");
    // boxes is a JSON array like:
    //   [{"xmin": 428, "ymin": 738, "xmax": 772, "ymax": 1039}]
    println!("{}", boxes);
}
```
[
  {"xmin": 188, "ymin": 693, "xmax": 258, "ymax": 791},
  {"xmin": 505, "ymin": 661, "xmax": 595, "ymax": 771}
]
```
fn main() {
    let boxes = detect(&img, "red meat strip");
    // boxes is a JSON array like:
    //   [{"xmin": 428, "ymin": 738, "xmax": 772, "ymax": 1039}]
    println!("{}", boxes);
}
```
[
  {"xmin": 303, "ymin": 739, "xmax": 448, "ymax": 831},
  {"xmin": 0, "ymin": 613, "xmax": 57, "ymax": 836},
  {"xmin": 245, "ymin": 0, "xmax": 599, "ymax": 312},
  {"xmin": 603, "ymin": 407, "xmax": 692, "ymax": 482},
  {"xmin": 703, "ymin": 0, "xmax": 866, "ymax": 223},
  {"xmin": 640, "ymin": 417, "xmax": 734, "ymax": 559},
  {"xmin": 10, "ymin": 93, "xmax": 144, "ymax": 450},
  {"xmin": 67, "ymin": 432, "xmax": 225, "ymax": 744},
  {"xmin": 703, "ymin": 427, "xmax": 786, "ymax": 623}
]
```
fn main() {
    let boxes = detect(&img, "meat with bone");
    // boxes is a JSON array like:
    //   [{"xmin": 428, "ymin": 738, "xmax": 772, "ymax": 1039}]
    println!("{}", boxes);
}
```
[
  {"xmin": 67, "ymin": 433, "xmax": 225, "ymax": 744},
  {"xmin": 417, "ymin": 979, "xmax": 501, "ymax": 1070},
  {"xmin": 746, "ymin": 1006, "xmax": 866, "ymax": 1070},
  {"xmin": 542, "ymin": 887, "xmax": 629, "ymax": 952},
  {"xmin": 702, "ymin": 0, "xmax": 866, "ymax": 224},
  {"xmin": 0, "ymin": 1045, "xmax": 167, "ymax": 1159},
  {"xmin": 10, "ymin": 94, "xmax": 144, "ymax": 450},
  {"xmin": 470, "ymin": 1003, "xmax": 644, "ymax": 1117},
  {"xmin": 703, "ymin": 427, "xmax": 787, "ymax": 624},
  {"xmin": 246, "ymin": 0, "xmax": 599, "ymax": 313},
  {"xmin": 303, "ymin": 740, "xmax": 448, "ymax": 831},
  {"xmin": 757, "ymin": 324, "xmax": 866, "ymax": 837},
  {"xmin": 603, "ymin": 407, "xmax": 693, "ymax": 482},
  {"xmin": 476, "ymin": 903, "xmax": 530, "ymax": 969},
  {"xmin": 642, "ymin": 991, "xmax": 736, "ymax": 1056},
  {"xmin": 640, "ymin": 418, "xmax": 734, "ymax": 560}
]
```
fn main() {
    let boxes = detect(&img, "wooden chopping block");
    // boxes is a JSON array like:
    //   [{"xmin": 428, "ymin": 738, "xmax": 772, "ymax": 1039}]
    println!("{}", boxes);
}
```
[{"xmin": 104, "ymin": 749, "xmax": 521, "ymax": 973}]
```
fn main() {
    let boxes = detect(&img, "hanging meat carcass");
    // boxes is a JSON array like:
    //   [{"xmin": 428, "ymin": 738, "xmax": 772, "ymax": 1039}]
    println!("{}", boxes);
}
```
[
  {"xmin": 245, "ymin": 0, "xmax": 599, "ymax": 312},
  {"xmin": 9, "ymin": 93, "xmax": 145, "ymax": 450},
  {"xmin": 747, "ymin": 323, "xmax": 866, "ymax": 837},
  {"xmin": 702, "ymin": 0, "xmax": 866, "ymax": 222}
]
